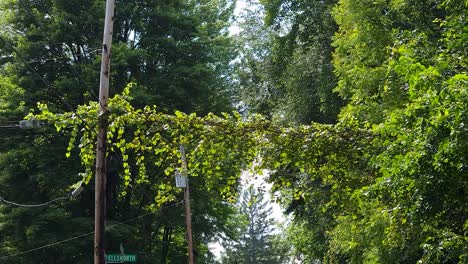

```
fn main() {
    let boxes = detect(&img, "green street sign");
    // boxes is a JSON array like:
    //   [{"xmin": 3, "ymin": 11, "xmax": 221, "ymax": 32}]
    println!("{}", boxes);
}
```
[{"xmin": 106, "ymin": 254, "xmax": 137, "ymax": 263}]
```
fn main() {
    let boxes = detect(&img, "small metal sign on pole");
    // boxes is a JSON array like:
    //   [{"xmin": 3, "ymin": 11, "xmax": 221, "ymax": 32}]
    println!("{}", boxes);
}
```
[{"xmin": 175, "ymin": 171, "xmax": 187, "ymax": 188}]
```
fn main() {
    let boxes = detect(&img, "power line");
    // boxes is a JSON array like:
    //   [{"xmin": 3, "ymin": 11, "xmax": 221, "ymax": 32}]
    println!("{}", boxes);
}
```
[
  {"xmin": 0, "ymin": 36, "xmax": 84, "ymax": 111},
  {"xmin": 0, "ymin": 120, "xmax": 23, "ymax": 124},
  {"xmin": 0, "ymin": 25, "xmax": 100, "ymax": 58},
  {"xmin": 0, "ymin": 125, "xmax": 19, "ymax": 129},
  {"xmin": 16, "ymin": 0, "xmax": 100, "ymax": 100},
  {"xmin": 3, "ymin": 47, "xmax": 101, "ymax": 65},
  {"xmin": 0, "ymin": 195, "xmax": 70, "ymax": 208},
  {"xmin": 0, "ymin": 36, "xmax": 74, "ymax": 114},
  {"xmin": 0, "ymin": 26, "xmax": 102, "ymax": 63},
  {"xmin": 0, "ymin": 201, "xmax": 183, "ymax": 261},
  {"xmin": 0, "ymin": 135, "xmax": 34, "ymax": 140},
  {"xmin": 0, "ymin": 36, "xmax": 102, "ymax": 141},
  {"xmin": 0, "ymin": 184, "xmax": 84, "ymax": 208},
  {"xmin": 0, "ymin": 36, "xmax": 55, "ymax": 91},
  {"xmin": 0, "ymin": 2, "xmax": 103, "ymax": 136},
  {"xmin": 0, "ymin": 231, "xmax": 95, "ymax": 261}
]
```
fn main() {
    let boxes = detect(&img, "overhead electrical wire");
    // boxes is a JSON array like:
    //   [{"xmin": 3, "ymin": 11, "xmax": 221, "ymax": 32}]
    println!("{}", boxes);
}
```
[
  {"xmin": 0, "ymin": 35, "xmax": 102, "ymax": 141},
  {"xmin": 0, "ymin": 184, "xmax": 84, "ymax": 208},
  {"xmin": 0, "ymin": 6, "xmax": 189, "ymax": 260},
  {"xmin": 0, "ymin": 36, "xmax": 56, "ymax": 91},
  {"xmin": 0, "ymin": 0, "xmax": 104, "ymax": 137},
  {"xmin": 0, "ymin": 231, "xmax": 96, "ymax": 261},
  {"xmin": 16, "ymin": 0, "xmax": 100, "ymax": 100},
  {"xmin": 0, "ymin": 124, "xmax": 19, "ymax": 129},
  {"xmin": 0, "ymin": 195, "xmax": 70, "ymax": 208},
  {"xmin": 0, "ymin": 201, "xmax": 183, "ymax": 260},
  {"xmin": 0, "ymin": 135, "xmax": 34, "ymax": 140}
]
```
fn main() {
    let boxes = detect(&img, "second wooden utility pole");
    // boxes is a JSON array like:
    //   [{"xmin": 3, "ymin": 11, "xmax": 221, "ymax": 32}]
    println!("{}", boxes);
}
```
[
  {"xmin": 95, "ymin": 0, "xmax": 115, "ymax": 263},
  {"xmin": 180, "ymin": 145, "xmax": 195, "ymax": 264}
]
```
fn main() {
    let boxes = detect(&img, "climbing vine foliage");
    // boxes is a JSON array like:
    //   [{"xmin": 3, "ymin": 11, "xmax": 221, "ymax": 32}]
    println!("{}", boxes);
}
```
[{"xmin": 27, "ymin": 84, "xmax": 363, "ymax": 206}]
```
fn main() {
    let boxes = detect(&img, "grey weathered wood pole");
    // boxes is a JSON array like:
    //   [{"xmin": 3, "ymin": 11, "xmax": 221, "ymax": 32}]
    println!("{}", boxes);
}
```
[
  {"xmin": 95, "ymin": 0, "xmax": 115, "ymax": 263},
  {"xmin": 180, "ymin": 145, "xmax": 195, "ymax": 264}
]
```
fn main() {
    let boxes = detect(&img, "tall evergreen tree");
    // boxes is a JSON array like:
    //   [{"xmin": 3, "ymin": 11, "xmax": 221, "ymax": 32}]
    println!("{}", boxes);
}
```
[{"xmin": 221, "ymin": 185, "xmax": 286, "ymax": 264}]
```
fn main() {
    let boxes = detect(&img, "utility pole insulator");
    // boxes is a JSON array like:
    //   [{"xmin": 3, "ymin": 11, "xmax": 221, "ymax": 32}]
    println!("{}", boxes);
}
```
[{"xmin": 19, "ymin": 120, "xmax": 42, "ymax": 129}]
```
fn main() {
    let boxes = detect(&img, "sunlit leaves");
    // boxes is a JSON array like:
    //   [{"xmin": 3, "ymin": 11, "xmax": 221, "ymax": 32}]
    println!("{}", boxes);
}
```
[
  {"xmin": 329, "ymin": 0, "xmax": 468, "ymax": 262},
  {"xmin": 0, "ymin": 76, "xmax": 25, "ymax": 121},
  {"xmin": 27, "ymin": 82, "xmax": 366, "ymax": 210}
]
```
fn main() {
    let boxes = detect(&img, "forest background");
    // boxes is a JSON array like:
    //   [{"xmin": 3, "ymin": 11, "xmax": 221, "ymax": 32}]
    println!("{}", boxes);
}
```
[{"xmin": 0, "ymin": 0, "xmax": 466, "ymax": 263}]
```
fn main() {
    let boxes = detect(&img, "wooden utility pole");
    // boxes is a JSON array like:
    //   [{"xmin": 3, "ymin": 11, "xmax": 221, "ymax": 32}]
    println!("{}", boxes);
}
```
[
  {"xmin": 180, "ymin": 145, "xmax": 195, "ymax": 264},
  {"xmin": 95, "ymin": 0, "xmax": 115, "ymax": 263}
]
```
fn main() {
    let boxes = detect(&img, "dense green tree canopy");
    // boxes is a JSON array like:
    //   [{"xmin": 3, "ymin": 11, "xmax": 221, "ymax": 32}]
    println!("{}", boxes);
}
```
[
  {"xmin": 265, "ymin": 0, "xmax": 468, "ymax": 262},
  {"xmin": 0, "ymin": 0, "xmax": 239, "ymax": 263},
  {"xmin": 1, "ymin": 0, "xmax": 467, "ymax": 263},
  {"xmin": 236, "ymin": 0, "xmax": 342, "ymax": 125},
  {"xmin": 234, "ymin": 0, "xmax": 467, "ymax": 263}
]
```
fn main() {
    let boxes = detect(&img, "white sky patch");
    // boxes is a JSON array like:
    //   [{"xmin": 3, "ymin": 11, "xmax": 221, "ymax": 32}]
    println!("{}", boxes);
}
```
[
  {"xmin": 209, "ymin": 243, "xmax": 224, "ymax": 262},
  {"xmin": 228, "ymin": 0, "xmax": 247, "ymax": 36},
  {"xmin": 240, "ymin": 169, "xmax": 286, "ymax": 224},
  {"xmin": 234, "ymin": 0, "xmax": 247, "ymax": 16}
]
